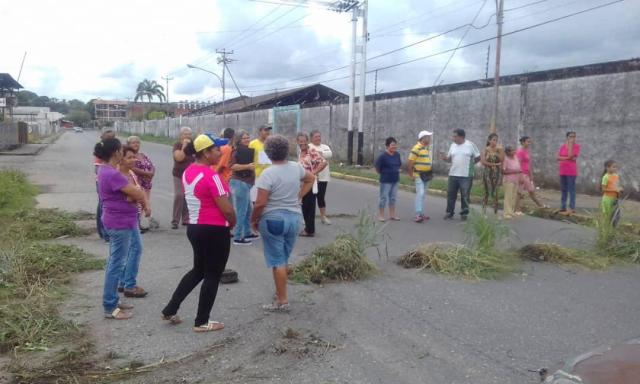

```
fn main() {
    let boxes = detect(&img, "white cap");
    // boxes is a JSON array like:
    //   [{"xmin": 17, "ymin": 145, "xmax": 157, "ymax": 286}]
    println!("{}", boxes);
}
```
[{"xmin": 418, "ymin": 130, "xmax": 433, "ymax": 139}]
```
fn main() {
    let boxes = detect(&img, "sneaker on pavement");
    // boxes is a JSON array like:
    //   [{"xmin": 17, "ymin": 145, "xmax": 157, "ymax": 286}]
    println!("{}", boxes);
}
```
[
  {"xmin": 245, "ymin": 233, "xmax": 260, "ymax": 240},
  {"xmin": 233, "ymin": 239, "xmax": 253, "ymax": 245}
]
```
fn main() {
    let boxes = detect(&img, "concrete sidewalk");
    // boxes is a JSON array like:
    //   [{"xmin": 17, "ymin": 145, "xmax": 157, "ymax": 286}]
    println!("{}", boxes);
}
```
[{"xmin": 0, "ymin": 143, "xmax": 47, "ymax": 156}]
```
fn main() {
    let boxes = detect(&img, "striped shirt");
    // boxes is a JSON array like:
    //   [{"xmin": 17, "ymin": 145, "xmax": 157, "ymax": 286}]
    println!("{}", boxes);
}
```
[
  {"xmin": 182, "ymin": 164, "xmax": 229, "ymax": 227},
  {"xmin": 408, "ymin": 142, "xmax": 432, "ymax": 172}
]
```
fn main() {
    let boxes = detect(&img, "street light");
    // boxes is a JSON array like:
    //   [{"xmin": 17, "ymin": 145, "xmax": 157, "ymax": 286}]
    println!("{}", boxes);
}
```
[{"xmin": 186, "ymin": 64, "xmax": 225, "ymax": 122}]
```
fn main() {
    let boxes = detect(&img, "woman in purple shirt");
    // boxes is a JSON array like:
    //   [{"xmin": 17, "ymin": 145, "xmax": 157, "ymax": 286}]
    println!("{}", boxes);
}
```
[{"xmin": 95, "ymin": 138, "xmax": 151, "ymax": 320}]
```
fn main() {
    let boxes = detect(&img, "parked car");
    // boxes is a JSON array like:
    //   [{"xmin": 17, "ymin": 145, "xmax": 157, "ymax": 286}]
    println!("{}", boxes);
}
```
[{"xmin": 73, "ymin": 127, "xmax": 83, "ymax": 133}]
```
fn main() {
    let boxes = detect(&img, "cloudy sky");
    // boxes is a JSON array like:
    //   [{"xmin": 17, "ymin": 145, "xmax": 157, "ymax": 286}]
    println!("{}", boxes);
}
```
[{"xmin": 2, "ymin": 0, "xmax": 637, "ymax": 103}]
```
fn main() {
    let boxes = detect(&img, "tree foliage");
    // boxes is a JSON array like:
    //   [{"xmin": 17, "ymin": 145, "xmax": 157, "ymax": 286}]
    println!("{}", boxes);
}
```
[{"xmin": 134, "ymin": 79, "xmax": 166, "ymax": 103}]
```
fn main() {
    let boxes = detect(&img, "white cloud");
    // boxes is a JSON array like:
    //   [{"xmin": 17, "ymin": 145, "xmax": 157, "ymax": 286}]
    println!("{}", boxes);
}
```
[{"xmin": 3, "ymin": 0, "xmax": 636, "ymax": 102}]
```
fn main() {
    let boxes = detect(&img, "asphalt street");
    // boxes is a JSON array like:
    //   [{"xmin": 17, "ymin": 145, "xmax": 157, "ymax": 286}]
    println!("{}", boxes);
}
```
[{"xmin": 3, "ymin": 131, "xmax": 639, "ymax": 384}]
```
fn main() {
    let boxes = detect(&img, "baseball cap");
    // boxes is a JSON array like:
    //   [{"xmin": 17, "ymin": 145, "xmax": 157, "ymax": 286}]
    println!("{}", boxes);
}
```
[
  {"xmin": 259, "ymin": 123, "xmax": 273, "ymax": 131},
  {"xmin": 418, "ymin": 130, "xmax": 433, "ymax": 139},
  {"xmin": 193, "ymin": 133, "xmax": 229, "ymax": 152}
]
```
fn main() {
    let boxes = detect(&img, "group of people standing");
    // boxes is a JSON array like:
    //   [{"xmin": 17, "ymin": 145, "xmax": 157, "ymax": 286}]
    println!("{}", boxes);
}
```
[
  {"xmin": 94, "ymin": 125, "xmax": 333, "ymax": 329},
  {"xmin": 374, "ymin": 128, "xmax": 620, "ymax": 223}
]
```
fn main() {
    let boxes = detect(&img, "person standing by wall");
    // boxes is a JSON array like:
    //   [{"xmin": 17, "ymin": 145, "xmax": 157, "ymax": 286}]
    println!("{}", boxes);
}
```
[
  {"xmin": 251, "ymin": 135, "xmax": 315, "ymax": 312},
  {"xmin": 249, "ymin": 124, "xmax": 273, "ymax": 179},
  {"xmin": 407, "ymin": 130, "xmax": 433, "ymax": 223},
  {"xmin": 229, "ymin": 130, "xmax": 257, "ymax": 245},
  {"xmin": 515, "ymin": 136, "xmax": 547, "ymax": 213},
  {"xmin": 94, "ymin": 138, "xmax": 150, "ymax": 320},
  {"xmin": 172, "ymin": 127, "xmax": 195, "ymax": 229},
  {"xmin": 601, "ymin": 159, "xmax": 622, "ymax": 227},
  {"xmin": 480, "ymin": 133, "xmax": 504, "ymax": 215},
  {"xmin": 216, "ymin": 128, "xmax": 235, "ymax": 184},
  {"xmin": 556, "ymin": 131, "xmax": 580, "ymax": 216},
  {"xmin": 502, "ymin": 146, "xmax": 521, "ymax": 219},
  {"xmin": 308, "ymin": 130, "xmax": 333, "ymax": 225},
  {"xmin": 161, "ymin": 134, "xmax": 236, "ymax": 332},
  {"xmin": 297, "ymin": 132, "xmax": 327, "ymax": 237},
  {"xmin": 375, "ymin": 137, "xmax": 402, "ymax": 222},
  {"xmin": 439, "ymin": 129, "xmax": 481, "ymax": 221}
]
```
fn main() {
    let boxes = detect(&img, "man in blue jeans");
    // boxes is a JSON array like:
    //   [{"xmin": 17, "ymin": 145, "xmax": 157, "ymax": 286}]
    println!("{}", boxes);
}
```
[{"xmin": 439, "ymin": 129, "xmax": 481, "ymax": 221}]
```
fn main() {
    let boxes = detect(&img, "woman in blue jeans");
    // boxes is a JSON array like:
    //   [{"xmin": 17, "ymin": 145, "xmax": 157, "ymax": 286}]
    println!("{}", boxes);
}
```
[
  {"xmin": 375, "ymin": 137, "xmax": 402, "ymax": 222},
  {"xmin": 229, "ymin": 130, "xmax": 258, "ymax": 245},
  {"xmin": 251, "ymin": 135, "xmax": 315, "ymax": 312},
  {"xmin": 94, "ymin": 138, "xmax": 151, "ymax": 320}
]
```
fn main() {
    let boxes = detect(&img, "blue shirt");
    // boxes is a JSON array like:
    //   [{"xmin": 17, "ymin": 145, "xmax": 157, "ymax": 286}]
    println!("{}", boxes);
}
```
[{"xmin": 375, "ymin": 151, "xmax": 402, "ymax": 184}]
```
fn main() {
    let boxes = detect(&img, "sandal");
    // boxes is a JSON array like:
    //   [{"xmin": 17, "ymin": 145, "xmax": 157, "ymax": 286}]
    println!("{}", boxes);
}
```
[
  {"xmin": 262, "ymin": 302, "xmax": 290, "ymax": 312},
  {"xmin": 193, "ymin": 320, "xmax": 224, "ymax": 333},
  {"xmin": 105, "ymin": 307, "xmax": 132, "ymax": 320},
  {"xmin": 299, "ymin": 231, "xmax": 314, "ymax": 237},
  {"xmin": 161, "ymin": 314, "xmax": 182, "ymax": 325}
]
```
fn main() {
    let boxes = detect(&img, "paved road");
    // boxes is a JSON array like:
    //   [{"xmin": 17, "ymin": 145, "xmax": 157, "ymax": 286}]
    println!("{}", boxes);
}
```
[{"xmin": 3, "ymin": 131, "xmax": 639, "ymax": 384}]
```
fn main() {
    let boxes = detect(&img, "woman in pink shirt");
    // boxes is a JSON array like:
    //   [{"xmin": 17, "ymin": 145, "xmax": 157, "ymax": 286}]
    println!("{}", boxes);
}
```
[
  {"xmin": 515, "ymin": 136, "xmax": 546, "ymax": 213},
  {"xmin": 162, "ymin": 134, "xmax": 237, "ymax": 333},
  {"xmin": 556, "ymin": 131, "xmax": 580, "ymax": 215}
]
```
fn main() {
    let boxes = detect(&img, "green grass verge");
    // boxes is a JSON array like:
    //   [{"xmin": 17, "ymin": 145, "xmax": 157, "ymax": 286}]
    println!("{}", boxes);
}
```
[
  {"xmin": 331, "ymin": 163, "xmax": 502, "ymax": 200},
  {"xmin": 0, "ymin": 170, "xmax": 104, "ymax": 381}
]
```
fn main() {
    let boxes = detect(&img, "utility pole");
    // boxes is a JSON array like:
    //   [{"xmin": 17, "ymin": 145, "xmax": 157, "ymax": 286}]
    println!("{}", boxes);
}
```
[
  {"xmin": 347, "ymin": 6, "xmax": 358, "ymax": 165},
  {"xmin": 490, "ymin": 0, "xmax": 504, "ymax": 134},
  {"xmin": 484, "ymin": 45, "xmax": 491, "ymax": 79},
  {"xmin": 216, "ymin": 48, "xmax": 234, "ymax": 126},
  {"xmin": 161, "ymin": 75, "xmax": 174, "ymax": 103},
  {"xmin": 356, "ymin": 0, "xmax": 368, "ymax": 166}
]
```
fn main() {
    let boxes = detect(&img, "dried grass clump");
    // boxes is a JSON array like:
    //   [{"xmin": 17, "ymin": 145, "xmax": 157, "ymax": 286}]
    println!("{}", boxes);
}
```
[
  {"xmin": 399, "ymin": 242, "xmax": 517, "ymax": 280},
  {"xmin": 518, "ymin": 243, "xmax": 610, "ymax": 269},
  {"xmin": 290, "ymin": 234, "xmax": 378, "ymax": 284}
]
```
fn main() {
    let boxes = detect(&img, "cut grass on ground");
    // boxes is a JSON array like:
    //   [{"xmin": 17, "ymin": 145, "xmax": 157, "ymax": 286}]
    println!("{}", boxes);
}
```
[
  {"xmin": 0, "ymin": 170, "xmax": 104, "ymax": 382},
  {"xmin": 290, "ymin": 210, "xmax": 381, "ymax": 284}
]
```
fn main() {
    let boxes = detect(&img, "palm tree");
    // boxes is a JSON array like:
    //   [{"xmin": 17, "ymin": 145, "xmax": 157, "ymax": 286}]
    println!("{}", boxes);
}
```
[{"xmin": 134, "ymin": 79, "xmax": 166, "ymax": 103}]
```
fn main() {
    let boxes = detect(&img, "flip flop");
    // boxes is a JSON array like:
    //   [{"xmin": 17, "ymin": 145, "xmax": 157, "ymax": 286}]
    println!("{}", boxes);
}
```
[
  {"xmin": 105, "ymin": 308, "xmax": 132, "ymax": 320},
  {"xmin": 193, "ymin": 320, "xmax": 224, "ymax": 333},
  {"xmin": 161, "ymin": 314, "xmax": 182, "ymax": 325}
]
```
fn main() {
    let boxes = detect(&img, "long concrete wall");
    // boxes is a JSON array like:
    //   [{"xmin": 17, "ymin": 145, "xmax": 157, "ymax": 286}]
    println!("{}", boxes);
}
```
[{"xmin": 115, "ymin": 70, "xmax": 640, "ymax": 197}]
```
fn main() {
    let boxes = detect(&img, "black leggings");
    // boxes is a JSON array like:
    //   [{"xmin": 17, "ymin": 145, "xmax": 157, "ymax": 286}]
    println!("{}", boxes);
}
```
[
  {"xmin": 302, "ymin": 191, "xmax": 316, "ymax": 234},
  {"xmin": 162, "ymin": 224, "xmax": 230, "ymax": 326},
  {"xmin": 316, "ymin": 181, "xmax": 328, "ymax": 209}
]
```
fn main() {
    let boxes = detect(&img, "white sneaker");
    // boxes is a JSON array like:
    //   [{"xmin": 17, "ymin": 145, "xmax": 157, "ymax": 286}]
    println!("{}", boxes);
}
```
[{"xmin": 321, "ymin": 216, "xmax": 332, "ymax": 225}]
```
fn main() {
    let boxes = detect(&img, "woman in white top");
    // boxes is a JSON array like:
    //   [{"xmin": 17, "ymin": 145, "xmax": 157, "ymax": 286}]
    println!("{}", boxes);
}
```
[{"xmin": 308, "ymin": 130, "xmax": 333, "ymax": 225}]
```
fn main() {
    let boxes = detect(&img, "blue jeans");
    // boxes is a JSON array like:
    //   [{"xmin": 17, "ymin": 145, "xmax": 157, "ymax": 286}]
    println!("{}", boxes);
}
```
[
  {"xmin": 96, "ymin": 199, "xmax": 109, "ymax": 241},
  {"xmin": 103, "ymin": 228, "xmax": 142, "ymax": 313},
  {"xmin": 230, "ymin": 179, "xmax": 252, "ymax": 240},
  {"xmin": 560, "ymin": 175, "xmax": 577, "ymax": 210},
  {"xmin": 446, "ymin": 176, "xmax": 472, "ymax": 216},
  {"xmin": 258, "ymin": 210, "xmax": 301, "ymax": 268},
  {"xmin": 414, "ymin": 177, "xmax": 430, "ymax": 215},
  {"xmin": 379, "ymin": 182, "xmax": 398, "ymax": 209}
]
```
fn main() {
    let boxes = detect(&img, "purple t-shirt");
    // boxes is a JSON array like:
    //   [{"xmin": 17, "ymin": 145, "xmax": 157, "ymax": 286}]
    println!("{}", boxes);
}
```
[{"xmin": 97, "ymin": 165, "xmax": 138, "ymax": 229}]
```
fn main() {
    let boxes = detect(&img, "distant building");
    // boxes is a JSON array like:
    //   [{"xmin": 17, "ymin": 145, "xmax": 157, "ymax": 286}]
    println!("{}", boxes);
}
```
[
  {"xmin": 93, "ymin": 99, "xmax": 128, "ymax": 121},
  {"xmin": 12, "ymin": 106, "xmax": 64, "ymax": 136}
]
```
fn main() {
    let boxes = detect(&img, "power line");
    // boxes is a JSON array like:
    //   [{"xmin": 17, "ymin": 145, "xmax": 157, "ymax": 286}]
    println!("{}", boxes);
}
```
[
  {"xmin": 227, "ymin": 6, "xmax": 301, "ymax": 48},
  {"xmin": 221, "ymin": 4, "xmax": 283, "ymax": 47},
  {"xmin": 239, "ymin": 0, "xmax": 624, "ymax": 93},
  {"xmin": 234, "ymin": 11, "xmax": 311, "ymax": 50},
  {"xmin": 368, "ymin": 0, "xmax": 624, "ymax": 73},
  {"xmin": 432, "ymin": 0, "xmax": 488, "ymax": 86},
  {"xmin": 504, "ymin": 0, "xmax": 548, "ymax": 12}
]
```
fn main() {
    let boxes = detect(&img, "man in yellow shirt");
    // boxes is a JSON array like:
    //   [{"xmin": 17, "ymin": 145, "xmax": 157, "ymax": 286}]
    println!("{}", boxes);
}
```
[
  {"xmin": 249, "ymin": 124, "xmax": 272, "ymax": 178},
  {"xmin": 407, "ymin": 130, "xmax": 433, "ymax": 223}
]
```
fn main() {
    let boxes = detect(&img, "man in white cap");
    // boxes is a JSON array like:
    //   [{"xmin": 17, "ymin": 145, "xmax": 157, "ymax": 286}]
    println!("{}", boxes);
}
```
[{"xmin": 407, "ymin": 130, "xmax": 434, "ymax": 223}]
